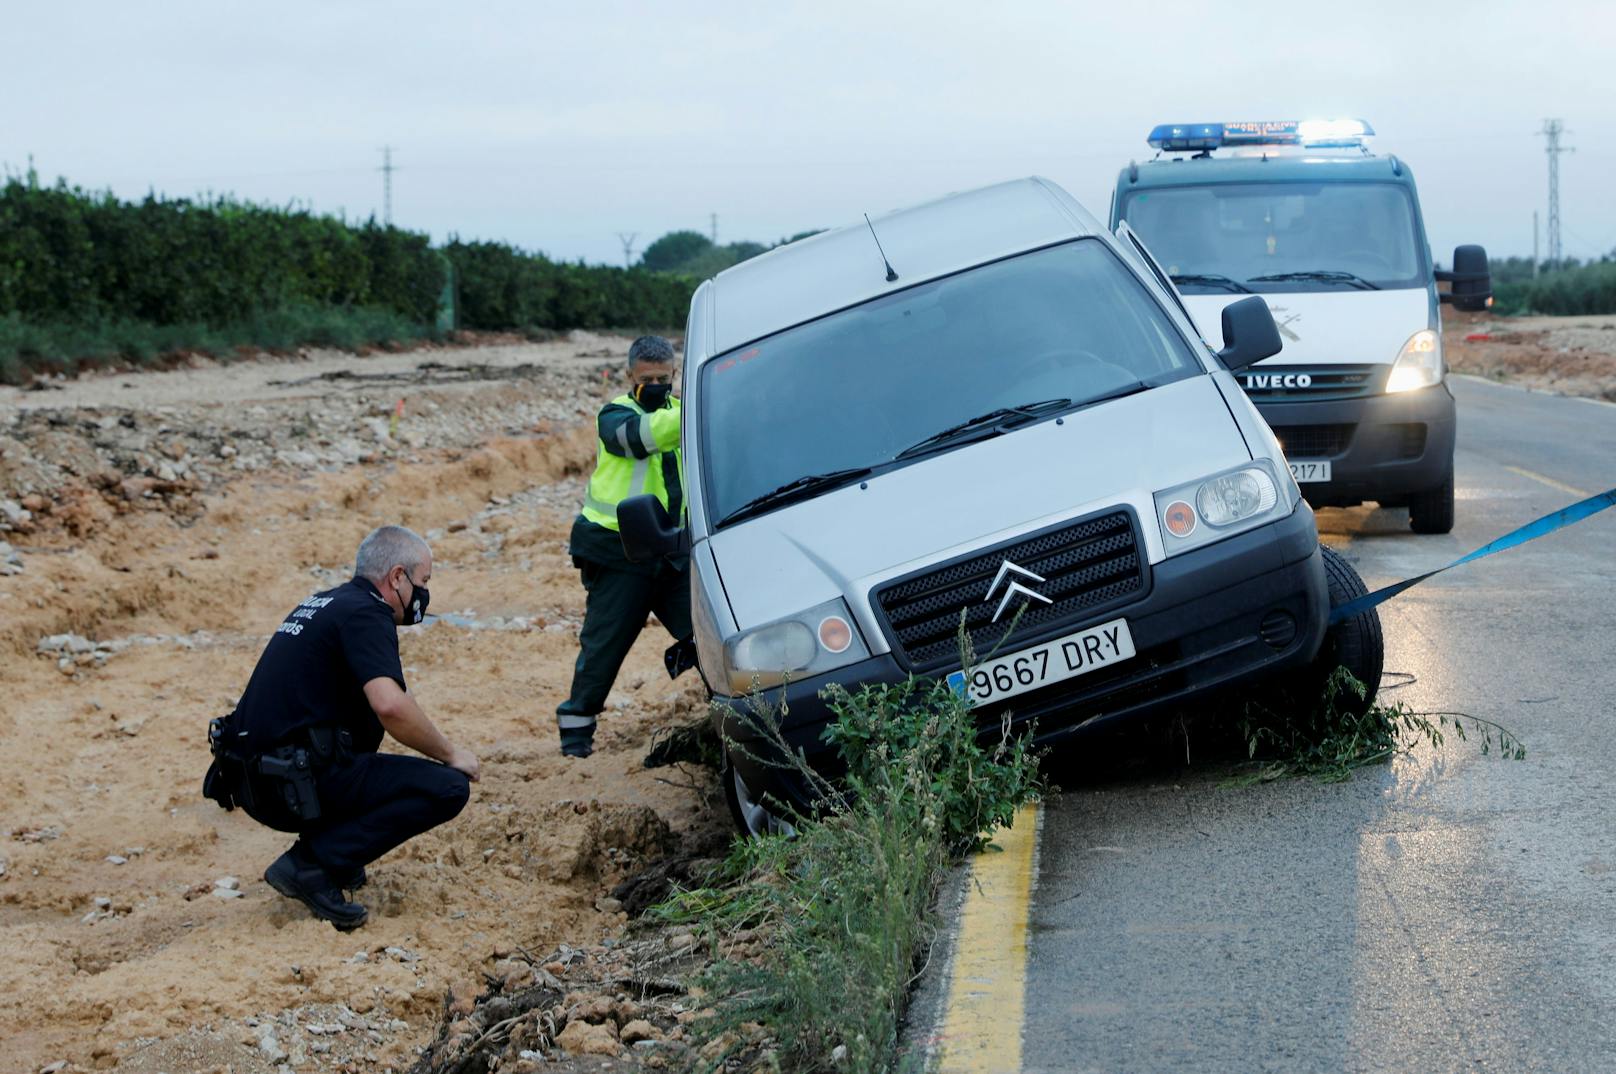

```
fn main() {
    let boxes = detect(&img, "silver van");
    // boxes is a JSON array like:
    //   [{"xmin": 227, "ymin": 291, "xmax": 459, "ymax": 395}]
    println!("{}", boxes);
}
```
[{"xmin": 620, "ymin": 177, "xmax": 1383, "ymax": 833}]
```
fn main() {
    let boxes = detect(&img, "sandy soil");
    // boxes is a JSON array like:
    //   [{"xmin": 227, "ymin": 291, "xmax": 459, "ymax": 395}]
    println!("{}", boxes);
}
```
[
  {"xmin": 0, "ymin": 336, "xmax": 722, "ymax": 1074},
  {"xmin": 1443, "ymin": 310, "xmax": 1616, "ymax": 402}
]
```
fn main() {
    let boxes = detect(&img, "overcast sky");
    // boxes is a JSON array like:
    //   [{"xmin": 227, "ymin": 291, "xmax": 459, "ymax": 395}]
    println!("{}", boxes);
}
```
[{"xmin": 6, "ymin": 1, "xmax": 1614, "ymax": 267}]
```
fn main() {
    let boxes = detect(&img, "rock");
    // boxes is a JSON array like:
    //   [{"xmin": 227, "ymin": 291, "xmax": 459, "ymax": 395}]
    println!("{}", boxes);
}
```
[
  {"xmin": 258, "ymin": 1027, "xmax": 286, "ymax": 1062},
  {"xmin": 212, "ymin": 887, "xmax": 243, "ymax": 899},
  {"xmin": 595, "ymin": 895, "xmax": 623, "ymax": 914},
  {"xmin": 620, "ymin": 1019, "xmax": 664, "ymax": 1044},
  {"xmin": 94, "ymin": 896, "xmax": 112, "ymax": 910},
  {"xmin": 215, "ymin": 876, "xmax": 240, "ymax": 890},
  {"xmin": 831, "ymin": 1042, "xmax": 848, "ymax": 1065},
  {"xmin": 40, "ymin": 1062, "xmax": 69, "ymax": 1074},
  {"xmin": 556, "ymin": 1019, "xmax": 623, "ymax": 1057},
  {"xmin": 105, "ymin": 854, "xmax": 127, "ymax": 865},
  {"xmin": 0, "ymin": 499, "xmax": 31, "ymax": 528}
]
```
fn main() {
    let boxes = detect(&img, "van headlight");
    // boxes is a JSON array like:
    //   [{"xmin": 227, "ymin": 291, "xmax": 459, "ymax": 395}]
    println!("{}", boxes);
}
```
[
  {"xmin": 1386, "ymin": 329, "xmax": 1442, "ymax": 393},
  {"xmin": 722, "ymin": 597, "xmax": 870, "ymax": 694},
  {"xmin": 1155, "ymin": 461, "xmax": 1290, "ymax": 555}
]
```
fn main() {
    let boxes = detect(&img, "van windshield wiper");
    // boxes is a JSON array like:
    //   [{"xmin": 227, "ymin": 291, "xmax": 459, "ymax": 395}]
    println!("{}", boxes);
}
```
[
  {"xmin": 1247, "ymin": 270, "xmax": 1381, "ymax": 290},
  {"xmin": 716, "ymin": 466, "xmax": 874, "ymax": 528},
  {"xmin": 894, "ymin": 398, "xmax": 1071, "ymax": 461},
  {"xmin": 1169, "ymin": 273, "xmax": 1252, "ymax": 294}
]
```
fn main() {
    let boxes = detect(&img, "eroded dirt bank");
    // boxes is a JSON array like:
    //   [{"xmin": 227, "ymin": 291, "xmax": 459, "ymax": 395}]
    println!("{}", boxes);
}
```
[{"xmin": 0, "ymin": 335, "xmax": 722, "ymax": 1073}]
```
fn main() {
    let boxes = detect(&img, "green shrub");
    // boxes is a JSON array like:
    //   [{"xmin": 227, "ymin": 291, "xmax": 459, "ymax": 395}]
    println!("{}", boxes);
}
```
[
  {"xmin": 0, "ymin": 174, "xmax": 698, "ymax": 379},
  {"xmin": 1493, "ymin": 260, "xmax": 1616, "ymax": 316},
  {"xmin": 651, "ymin": 669, "xmax": 1042, "ymax": 1073}
]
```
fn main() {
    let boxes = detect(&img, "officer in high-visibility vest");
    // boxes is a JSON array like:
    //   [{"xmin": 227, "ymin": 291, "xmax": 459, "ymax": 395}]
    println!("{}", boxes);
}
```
[{"xmin": 556, "ymin": 335, "xmax": 692, "ymax": 757}]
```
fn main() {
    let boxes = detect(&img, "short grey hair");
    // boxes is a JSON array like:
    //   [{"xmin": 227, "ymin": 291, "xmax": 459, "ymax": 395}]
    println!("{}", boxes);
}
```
[
  {"xmin": 355, "ymin": 525, "xmax": 430, "ymax": 583},
  {"xmin": 628, "ymin": 335, "xmax": 675, "ymax": 369}
]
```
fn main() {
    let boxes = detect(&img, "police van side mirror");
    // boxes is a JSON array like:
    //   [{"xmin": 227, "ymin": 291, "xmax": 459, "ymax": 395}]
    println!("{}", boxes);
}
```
[
  {"xmin": 1216, "ymin": 295, "xmax": 1284, "ymax": 371},
  {"xmin": 1437, "ymin": 244, "xmax": 1491, "ymax": 312},
  {"xmin": 618, "ymin": 494, "xmax": 687, "ymax": 563}
]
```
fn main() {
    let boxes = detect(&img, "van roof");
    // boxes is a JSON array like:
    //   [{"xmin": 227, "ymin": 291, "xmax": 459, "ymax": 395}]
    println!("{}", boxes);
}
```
[
  {"xmin": 1120, "ymin": 152, "xmax": 1415, "ymax": 192},
  {"xmin": 695, "ymin": 177, "xmax": 1102, "ymax": 358}
]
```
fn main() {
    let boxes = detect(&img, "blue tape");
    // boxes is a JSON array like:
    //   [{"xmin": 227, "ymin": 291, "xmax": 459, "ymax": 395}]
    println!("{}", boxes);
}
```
[{"xmin": 1329, "ymin": 485, "xmax": 1616, "ymax": 625}]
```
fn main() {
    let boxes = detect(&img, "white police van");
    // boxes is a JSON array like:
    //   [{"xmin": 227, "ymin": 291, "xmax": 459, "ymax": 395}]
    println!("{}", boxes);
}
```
[
  {"xmin": 1111, "ymin": 120, "xmax": 1492, "ymax": 533},
  {"xmin": 619, "ymin": 178, "xmax": 1384, "ymax": 834}
]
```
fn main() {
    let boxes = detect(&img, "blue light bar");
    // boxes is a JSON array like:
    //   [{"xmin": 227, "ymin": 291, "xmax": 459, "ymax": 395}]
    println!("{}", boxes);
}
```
[{"xmin": 1147, "ymin": 118, "xmax": 1374, "ymax": 152}]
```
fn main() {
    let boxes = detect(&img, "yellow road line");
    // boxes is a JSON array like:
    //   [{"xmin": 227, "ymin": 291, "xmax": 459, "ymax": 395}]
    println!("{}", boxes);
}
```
[
  {"xmin": 1505, "ymin": 464, "xmax": 1591, "ymax": 498},
  {"xmin": 936, "ymin": 801, "xmax": 1042, "ymax": 1074}
]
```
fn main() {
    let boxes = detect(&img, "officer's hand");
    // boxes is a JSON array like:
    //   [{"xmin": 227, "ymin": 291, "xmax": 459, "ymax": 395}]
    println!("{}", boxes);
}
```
[{"xmin": 448, "ymin": 746, "xmax": 481, "ymax": 782}]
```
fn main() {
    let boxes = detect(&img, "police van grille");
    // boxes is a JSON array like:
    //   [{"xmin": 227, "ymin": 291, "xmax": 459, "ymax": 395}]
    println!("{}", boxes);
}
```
[
  {"xmin": 1272, "ymin": 424, "xmax": 1356, "ymax": 458},
  {"xmin": 874, "ymin": 510, "xmax": 1146, "ymax": 672},
  {"xmin": 1240, "ymin": 364, "xmax": 1381, "ymax": 401}
]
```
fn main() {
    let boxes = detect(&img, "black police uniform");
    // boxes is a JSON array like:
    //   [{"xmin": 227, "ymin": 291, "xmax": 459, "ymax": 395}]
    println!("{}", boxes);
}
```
[{"xmin": 215, "ymin": 577, "xmax": 469, "ymax": 881}]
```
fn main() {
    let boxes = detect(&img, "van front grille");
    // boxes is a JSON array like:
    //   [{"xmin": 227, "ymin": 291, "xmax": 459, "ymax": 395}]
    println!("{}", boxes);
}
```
[
  {"xmin": 1272, "ymin": 424, "xmax": 1356, "ymax": 458},
  {"xmin": 1240, "ymin": 364, "xmax": 1381, "ymax": 400},
  {"xmin": 873, "ymin": 510, "xmax": 1147, "ymax": 672}
]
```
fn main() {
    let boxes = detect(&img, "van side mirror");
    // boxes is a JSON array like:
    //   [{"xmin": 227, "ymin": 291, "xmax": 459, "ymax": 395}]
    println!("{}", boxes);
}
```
[
  {"xmin": 1437, "ymin": 244, "xmax": 1491, "ymax": 312},
  {"xmin": 618, "ymin": 494, "xmax": 687, "ymax": 563},
  {"xmin": 1215, "ymin": 295, "xmax": 1284, "ymax": 371}
]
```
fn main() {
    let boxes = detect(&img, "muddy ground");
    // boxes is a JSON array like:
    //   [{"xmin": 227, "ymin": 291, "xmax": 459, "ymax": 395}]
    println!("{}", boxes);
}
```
[
  {"xmin": 0, "ymin": 335, "xmax": 727, "ymax": 1074},
  {"xmin": 1443, "ymin": 309, "xmax": 1616, "ymax": 401}
]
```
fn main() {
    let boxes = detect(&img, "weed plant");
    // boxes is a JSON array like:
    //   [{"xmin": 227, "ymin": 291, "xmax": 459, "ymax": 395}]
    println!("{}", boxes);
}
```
[
  {"xmin": 650, "ymin": 667, "xmax": 1041, "ymax": 1072},
  {"xmin": 1233, "ymin": 666, "xmax": 1526, "ymax": 783}
]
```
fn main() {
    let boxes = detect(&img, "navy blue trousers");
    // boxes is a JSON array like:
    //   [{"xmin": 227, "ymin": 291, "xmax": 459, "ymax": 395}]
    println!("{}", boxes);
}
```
[{"xmin": 298, "ymin": 753, "xmax": 470, "ymax": 874}]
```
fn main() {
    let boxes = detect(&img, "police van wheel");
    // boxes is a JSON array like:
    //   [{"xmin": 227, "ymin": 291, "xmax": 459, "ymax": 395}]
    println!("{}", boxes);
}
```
[
  {"xmin": 722, "ymin": 752, "xmax": 797, "ymax": 838},
  {"xmin": 1314, "ymin": 544, "xmax": 1385, "ymax": 715},
  {"xmin": 1408, "ymin": 469, "xmax": 1455, "ymax": 534}
]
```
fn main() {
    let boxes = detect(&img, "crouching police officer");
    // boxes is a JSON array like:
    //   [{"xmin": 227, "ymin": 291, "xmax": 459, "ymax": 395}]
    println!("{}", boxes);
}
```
[
  {"xmin": 555, "ymin": 335, "xmax": 693, "ymax": 757},
  {"xmin": 204, "ymin": 525, "xmax": 480, "ymax": 930}
]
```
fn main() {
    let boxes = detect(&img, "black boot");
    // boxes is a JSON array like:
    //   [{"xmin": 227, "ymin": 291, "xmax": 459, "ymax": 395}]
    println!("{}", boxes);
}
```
[
  {"xmin": 332, "ymin": 865, "xmax": 367, "ymax": 892},
  {"xmin": 264, "ymin": 845, "xmax": 367, "ymax": 930}
]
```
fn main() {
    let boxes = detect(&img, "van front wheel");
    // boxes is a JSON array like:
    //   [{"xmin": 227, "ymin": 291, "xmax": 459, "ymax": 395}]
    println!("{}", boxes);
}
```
[
  {"xmin": 722, "ymin": 752, "xmax": 797, "ymax": 838},
  {"xmin": 1408, "ymin": 468, "xmax": 1455, "ymax": 534},
  {"xmin": 1310, "ymin": 544, "xmax": 1385, "ymax": 715}
]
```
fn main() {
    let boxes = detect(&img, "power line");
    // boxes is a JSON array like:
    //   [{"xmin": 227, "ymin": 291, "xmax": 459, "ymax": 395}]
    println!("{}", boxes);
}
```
[
  {"xmin": 1539, "ymin": 120, "xmax": 1574, "ymax": 269},
  {"xmin": 616, "ymin": 231, "xmax": 638, "ymax": 267},
  {"xmin": 378, "ymin": 145, "xmax": 398, "ymax": 225}
]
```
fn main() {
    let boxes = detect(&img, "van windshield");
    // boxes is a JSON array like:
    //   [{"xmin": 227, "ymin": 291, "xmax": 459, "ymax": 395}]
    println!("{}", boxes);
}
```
[
  {"xmin": 699, "ymin": 239, "xmax": 1202, "ymax": 527},
  {"xmin": 1120, "ymin": 181, "xmax": 1426, "ymax": 293}
]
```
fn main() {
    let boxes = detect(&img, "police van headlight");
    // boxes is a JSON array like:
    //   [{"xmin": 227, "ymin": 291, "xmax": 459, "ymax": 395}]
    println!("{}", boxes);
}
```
[
  {"xmin": 1387, "ymin": 329, "xmax": 1442, "ymax": 393},
  {"xmin": 722, "ymin": 598, "xmax": 870, "ymax": 694},
  {"xmin": 1155, "ymin": 460, "xmax": 1290, "ymax": 556}
]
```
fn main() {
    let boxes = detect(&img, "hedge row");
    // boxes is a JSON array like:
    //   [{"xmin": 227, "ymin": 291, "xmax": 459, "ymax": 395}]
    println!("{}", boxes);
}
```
[
  {"xmin": 1493, "ymin": 260, "xmax": 1616, "ymax": 316},
  {"xmin": 0, "ymin": 175, "xmax": 697, "ymax": 351}
]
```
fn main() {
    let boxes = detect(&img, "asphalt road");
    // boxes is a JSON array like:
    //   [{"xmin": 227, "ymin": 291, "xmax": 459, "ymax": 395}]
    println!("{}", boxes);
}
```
[{"xmin": 913, "ymin": 376, "xmax": 1616, "ymax": 1073}]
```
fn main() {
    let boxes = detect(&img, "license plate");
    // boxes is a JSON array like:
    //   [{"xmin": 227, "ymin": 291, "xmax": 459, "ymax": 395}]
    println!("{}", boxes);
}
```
[
  {"xmin": 1289, "ymin": 460, "xmax": 1332, "ymax": 483},
  {"xmin": 946, "ymin": 617, "xmax": 1135, "ymax": 706}
]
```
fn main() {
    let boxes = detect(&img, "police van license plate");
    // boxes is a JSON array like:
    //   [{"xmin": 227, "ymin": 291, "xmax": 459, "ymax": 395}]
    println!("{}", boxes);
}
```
[
  {"xmin": 946, "ymin": 618, "xmax": 1135, "ymax": 706},
  {"xmin": 1289, "ymin": 460, "xmax": 1331, "ymax": 483}
]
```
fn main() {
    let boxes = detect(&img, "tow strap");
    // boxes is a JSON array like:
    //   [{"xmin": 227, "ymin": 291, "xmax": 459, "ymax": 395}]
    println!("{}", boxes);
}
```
[{"xmin": 1329, "ymin": 485, "xmax": 1616, "ymax": 624}]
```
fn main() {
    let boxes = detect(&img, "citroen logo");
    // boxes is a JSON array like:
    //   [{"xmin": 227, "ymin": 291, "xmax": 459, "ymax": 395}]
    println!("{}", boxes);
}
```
[
  {"xmin": 1267, "ymin": 305, "xmax": 1303, "ymax": 342},
  {"xmin": 984, "ymin": 560, "xmax": 1053, "ymax": 623}
]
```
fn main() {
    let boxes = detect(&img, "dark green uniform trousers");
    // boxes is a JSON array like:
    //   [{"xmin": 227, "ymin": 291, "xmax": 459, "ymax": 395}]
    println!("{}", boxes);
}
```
[{"xmin": 557, "ymin": 518, "xmax": 692, "ymax": 754}]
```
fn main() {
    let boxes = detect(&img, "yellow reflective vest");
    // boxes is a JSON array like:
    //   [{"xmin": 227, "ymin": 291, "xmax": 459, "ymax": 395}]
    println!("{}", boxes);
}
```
[{"xmin": 580, "ymin": 394, "xmax": 684, "ymax": 532}]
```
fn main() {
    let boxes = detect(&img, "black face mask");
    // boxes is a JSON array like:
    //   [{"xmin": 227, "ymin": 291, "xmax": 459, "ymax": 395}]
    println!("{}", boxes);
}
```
[
  {"xmin": 396, "ymin": 571, "xmax": 430, "ymax": 625},
  {"xmin": 635, "ymin": 382, "xmax": 672, "ymax": 410}
]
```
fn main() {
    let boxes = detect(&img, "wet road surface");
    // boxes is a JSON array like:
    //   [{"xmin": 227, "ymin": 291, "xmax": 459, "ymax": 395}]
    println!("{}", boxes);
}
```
[{"xmin": 915, "ymin": 377, "xmax": 1616, "ymax": 1073}]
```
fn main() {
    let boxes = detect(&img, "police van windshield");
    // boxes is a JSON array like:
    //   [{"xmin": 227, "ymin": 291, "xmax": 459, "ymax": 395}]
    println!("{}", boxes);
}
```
[
  {"xmin": 1120, "ymin": 181, "xmax": 1426, "ymax": 293},
  {"xmin": 699, "ymin": 239, "xmax": 1202, "ymax": 527}
]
